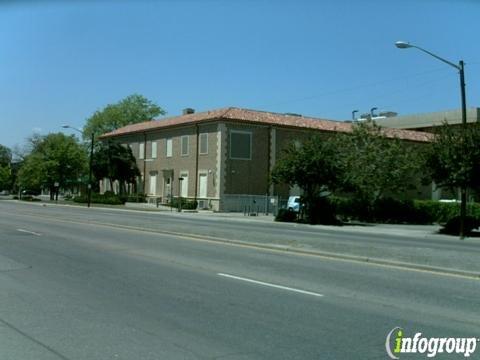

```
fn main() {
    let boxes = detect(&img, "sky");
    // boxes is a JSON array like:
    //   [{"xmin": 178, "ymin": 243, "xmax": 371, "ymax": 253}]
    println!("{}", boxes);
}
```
[{"xmin": 1, "ymin": 0, "xmax": 479, "ymax": 149}]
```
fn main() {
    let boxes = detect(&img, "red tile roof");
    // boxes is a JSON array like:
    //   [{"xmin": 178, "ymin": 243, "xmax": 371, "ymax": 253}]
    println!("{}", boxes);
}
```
[{"xmin": 99, "ymin": 107, "xmax": 433, "ymax": 142}]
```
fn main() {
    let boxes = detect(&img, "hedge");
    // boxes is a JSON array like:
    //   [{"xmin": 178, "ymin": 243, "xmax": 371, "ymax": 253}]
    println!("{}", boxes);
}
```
[
  {"xmin": 73, "ymin": 192, "xmax": 124, "ymax": 205},
  {"xmin": 168, "ymin": 198, "xmax": 198, "ymax": 210},
  {"xmin": 331, "ymin": 197, "xmax": 480, "ymax": 224}
]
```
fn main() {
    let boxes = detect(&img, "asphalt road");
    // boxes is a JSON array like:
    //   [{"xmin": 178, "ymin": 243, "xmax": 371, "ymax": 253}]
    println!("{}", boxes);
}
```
[{"xmin": 0, "ymin": 201, "xmax": 478, "ymax": 359}]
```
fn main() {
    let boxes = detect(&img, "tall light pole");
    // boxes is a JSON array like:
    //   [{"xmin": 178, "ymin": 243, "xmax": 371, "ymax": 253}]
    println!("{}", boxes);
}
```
[
  {"xmin": 62, "ymin": 125, "xmax": 94, "ymax": 208},
  {"xmin": 352, "ymin": 110, "xmax": 359, "ymax": 121},
  {"xmin": 395, "ymin": 41, "xmax": 467, "ymax": 238}
]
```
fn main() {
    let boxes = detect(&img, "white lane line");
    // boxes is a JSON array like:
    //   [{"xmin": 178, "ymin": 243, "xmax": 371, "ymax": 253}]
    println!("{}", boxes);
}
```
[
  {"xmin": 217, "ymin": 273, "xmax": 324, "ymax": 297},
  {"xmin": 16, "ymin": 229, "xmax": 42, "ymax": 236}
]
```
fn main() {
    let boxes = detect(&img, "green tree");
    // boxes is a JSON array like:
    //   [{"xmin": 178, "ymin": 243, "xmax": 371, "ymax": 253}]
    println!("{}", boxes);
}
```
[
  {"xmin": 92, "ymin": 140, "xmax": 140, "ymax": 194},
  {"xmin": 0, "ymin": 144, "xmax": 12, "ymax": 191},
  {"xmin": 0, "ymin": 166, "xmax": 11, "ymax": 191},
  {"xmin": 17, "ymin": 133, "xmax": 88, "ymax": 199},
  {"xmin": 0, "ymin": 144, "xmax": 12, "ymax": 167},
  {"xmin": 83, "ymin": 94, "xmax": 166, "ymax": 139},
  {"xmin": 337, "ymin": 120, "xmax": 424, "ymax": 216},
  {"xmin": 425, "ymin": 122, "xmax": 480, "ymax": 191},
  {"xmin": 16, "ymin": 154, "xmax": 45, "ymax": 193},
  {"xmin": 425, "ymin": 122, "xmax": 480, "ymax": 236},
  {"xmin": 271, "ymin": 135, "xmax": 343, "ymax": 224}
]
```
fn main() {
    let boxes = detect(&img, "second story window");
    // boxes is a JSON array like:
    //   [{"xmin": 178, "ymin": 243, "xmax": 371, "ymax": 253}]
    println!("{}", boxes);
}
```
[
  {"xmin": 166, "ymin": 138, "xmax": 172, "ymax": 157},
  {"xmin": 230, "ymin": 130, "xmax": 252, "ymax": 160},
  {"xmin": 151, "ymin": 141, "xmax": 157, "ymax": 159},
  {"xmin": 139, "ymin": 142, "xmax": 145, "ymax": 160},
  {"xmin": 181, "ymin": 135, "xmax": 189, "ymax": 156},
  {"xmin": 199, "ymin": 133, "xmax": 208, "ymax": 155}
]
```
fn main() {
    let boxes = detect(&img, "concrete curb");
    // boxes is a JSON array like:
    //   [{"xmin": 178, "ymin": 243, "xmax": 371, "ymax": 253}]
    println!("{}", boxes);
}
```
[
  {"xmin": 56, "ymin": 218, "xmax": 480, "ymax": 281},
  {"xmin": 7, "ymin": 200, "xmax": 480, "ymax": 279},
  {"xmin": 152, "ymin": 229, "xmax": 480, "ymax": 280}
]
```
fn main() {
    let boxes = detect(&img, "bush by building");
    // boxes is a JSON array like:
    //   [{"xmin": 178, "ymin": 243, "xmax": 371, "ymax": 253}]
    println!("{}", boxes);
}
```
[
  {"xmin": 439, "ymin": 216, "xmax": 480, "ymax": 235},
  {"xmin": 168, "ymin": 198, "xmax": 198, "ymax": 210},
  {"xmin": 73, "ymin": 191, "xmax": 124, "ymax": 205},
  {"xmin": 275, "ymin": 208, "xmax": 297, "ymax": 222}
]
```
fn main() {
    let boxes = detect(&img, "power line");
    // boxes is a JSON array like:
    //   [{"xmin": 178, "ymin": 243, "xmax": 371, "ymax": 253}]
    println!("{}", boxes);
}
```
[{"xmin": 260, "ymin": 65, "xmax": 454, "ymax": 108}]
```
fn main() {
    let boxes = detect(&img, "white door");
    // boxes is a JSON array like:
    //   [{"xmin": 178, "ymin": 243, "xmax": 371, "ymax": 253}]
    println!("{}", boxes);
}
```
[
  {"xmin": 164, "ymin": 177, "xmax": 171, "ymax": 201},
  {"xmin": 199, "ymin": 174, "xmax": 207, "ymax": 198},
  {"xmin": 149, "ymin": 172, "xmax": 157, "ymax": 195},
  {"xmin": 181, "ymin": 174, "xmax": 188, "ymax": 197}
]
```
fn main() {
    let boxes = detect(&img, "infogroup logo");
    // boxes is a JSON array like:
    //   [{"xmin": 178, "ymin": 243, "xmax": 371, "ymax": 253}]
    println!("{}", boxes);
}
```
[{"xmin": 385, "ymin": 327, "xmax": 479, "ymax": 359}]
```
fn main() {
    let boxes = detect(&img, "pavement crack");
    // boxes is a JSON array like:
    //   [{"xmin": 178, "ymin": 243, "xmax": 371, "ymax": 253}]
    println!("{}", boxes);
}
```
[
  {"xmin": 0, "ymin": 317, "xmax": 72, "ymax": 360},
  {"xmin": 0, "ymin": 265, "xmax": 32, "ymax": 273}
]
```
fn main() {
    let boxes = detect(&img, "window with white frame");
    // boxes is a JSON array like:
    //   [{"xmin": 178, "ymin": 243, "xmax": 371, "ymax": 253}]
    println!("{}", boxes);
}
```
[
  {"xmin": 166, "ymin": 138, "xmax": 172, "ymax": 157},
  {"xmin": 199, "ymin": 133, "xmax": 208, "ymax": 155},
  {"xmin": 181, "ymin": 135, "xmax": 189, "ymax": 156},
  {"xmin": 139, "ymin": 142, "xmax": 145, "ymax": 160},
  {"xmin": 230, "ymin": 130, "xmax": 252, "ymax": 160},
  {"xmin": 151, "ymin": 141, "xmax": 157, "ymax": 159}
]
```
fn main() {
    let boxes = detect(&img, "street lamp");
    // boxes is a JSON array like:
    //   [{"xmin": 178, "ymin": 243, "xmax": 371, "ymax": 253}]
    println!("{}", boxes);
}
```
[
  {"xmin": 352, "ymin": 110, "xmax": 359, "ymax": 121},
  {"xmin": 62, "ymin": 125, "xmax": 94, "ymax": 208},
  {"xmin": 395, "ymin": 41, "xmax": 468, "ymax": 238}
]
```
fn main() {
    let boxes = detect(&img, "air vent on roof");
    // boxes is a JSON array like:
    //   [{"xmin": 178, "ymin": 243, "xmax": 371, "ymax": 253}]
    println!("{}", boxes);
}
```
[
  {"xmin": 183, "ymin": 108, "xmax": 195, "ymax": 115},
  {"xmin": 379, "ymin": 111, "xmax": 398, "ymax": 118},
  {"xmin": 284, "ymin": 113, "xmax": 302, "ymax": 117}
]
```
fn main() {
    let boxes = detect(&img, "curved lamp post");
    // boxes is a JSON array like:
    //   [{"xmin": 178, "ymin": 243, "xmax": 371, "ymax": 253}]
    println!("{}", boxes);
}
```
[
  {"xmin": 62, "ymin": 125, "xmax": 94, "ymax": 208},
  {"xmin": 395, "ymin": 41, "xmax": 467, "ymax": 238}
]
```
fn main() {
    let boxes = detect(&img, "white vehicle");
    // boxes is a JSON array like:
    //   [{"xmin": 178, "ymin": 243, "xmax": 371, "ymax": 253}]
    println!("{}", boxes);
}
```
[{"xmin": 287, "ymin": 196, "xmax": 301, "ymax": 212}]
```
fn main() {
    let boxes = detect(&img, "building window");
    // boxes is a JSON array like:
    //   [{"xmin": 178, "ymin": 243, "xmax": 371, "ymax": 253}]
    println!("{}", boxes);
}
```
[
  {"xmin": 151, "ymin": 141, "xmax": 157, "ymax": 159},
  {"xmin": 230, "ymin": 130, "xmax": 252, "ymax": 160},
  {"xmin": 181, "ymin": 136, "xmax": 189, "ymax": 156},
  {"xmin": 199, "ymin": 133, "xmax": 208, "ymax": 155},
  {"xmin": 139, "ymin": 142, "xmax": 145, "ymax": 160},
  {"xmin": 166, "ymin": 138, "xmax": 172, "ymax": 157}
]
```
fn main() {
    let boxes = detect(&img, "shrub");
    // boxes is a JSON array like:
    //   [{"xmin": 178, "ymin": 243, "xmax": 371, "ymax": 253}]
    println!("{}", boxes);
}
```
[
  {"xmin": 305, "ymin": 196, "xmax": 341, "ymax": 225},
  {"xmin": 275, "ymin": 209, "xmax": 297, "ymax": 222},
  {"xmin": 439, "ymin": 216, "xmax": 480, "ymax": 235},
  {"xmin": 73, "ymin": 192, "xmax": 124, "ymax": 205},
  {"xmin": 20, "ymin": 195, "xmax": 41, "ymax": 202},
  {"xmin": 330, "ymin": 197, "xmax": 480, "ymax": 225},
  {"xmin": 123, "ymin": 193, "xmax": 146, "ymax": 203},
  {"xmin": 169, "ymin": 198, "xmax": 198, "ymax": 210},
  {"xmin": 413, "ymin": 200, "xmax": 459, "ymax": 224}
]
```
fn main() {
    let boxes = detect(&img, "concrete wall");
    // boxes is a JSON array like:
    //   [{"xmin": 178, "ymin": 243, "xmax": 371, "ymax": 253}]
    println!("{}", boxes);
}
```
[
  {"xmin": 223, "ymin": 123, "xmax": 270, "ymax": 196},
  {"xmin": 104, "ymin": 117, "xmax": 437, "ymax": 211},
  {"xmin": 374, "ymin": 107, "xmax": 480, "ymax": 131},
  {"xmin": 114, "ymin": 123, "xmax": 219, "ymax": 206}
]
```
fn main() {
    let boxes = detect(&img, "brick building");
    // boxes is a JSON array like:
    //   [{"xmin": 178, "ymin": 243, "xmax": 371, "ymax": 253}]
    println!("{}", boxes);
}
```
[{"xmin": 99, "ymin": 107, "xmax": 432, "ymax": 211}]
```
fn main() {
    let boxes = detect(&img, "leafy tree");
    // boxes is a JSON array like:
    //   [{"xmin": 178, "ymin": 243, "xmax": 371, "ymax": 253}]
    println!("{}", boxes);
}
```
[
  {"xmin": 0, "ymin": 144, "xmax": 12, "ymax": 167},
  {"xmin": 16, "ymin": 154, "xmax": 45, "ymax": 193},
  {"xmin": 83, "ymin": 94, "xmax": 166, "ymax": 139},
  {"xmin": 337, "ymin": 120, "xmax": 424, "ymax": 211},
  {"xmin": 272, "ymin": 121, "xmax": 425, "ymax": 223},
  {"xmin": 271, "ymin": 135, "xmax": 343, "ymax": 224},
  {"xmin": 16, "ymin": 133, "xmax": 88, "ymax": 199},
  {"xmin": 0, "ymin": 144, "xmax": 12, "ymax": 191},
  {"xmin": 0, "ymin": 166, "xmax": 11, "ymax": 191},
  {"xmin": 425, "ymin": 122, "xmax": 480, "ymax": 191},
  {"xmin": 425, "ymin": 122, "xmax": 480, "ymax": 236},
  {"xmin": 92, "ymin": 140, "xmax": 140, "ymax": 194}
]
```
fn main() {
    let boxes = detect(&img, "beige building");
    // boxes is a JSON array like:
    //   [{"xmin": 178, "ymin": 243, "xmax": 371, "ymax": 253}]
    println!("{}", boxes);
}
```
[
  {"xmin": 373, "ymin": 107, "xmax": 480, "ymax": 132},
  {"xmin": 99, "ymin": 107, "xmax": 432, "ymax": 211}
]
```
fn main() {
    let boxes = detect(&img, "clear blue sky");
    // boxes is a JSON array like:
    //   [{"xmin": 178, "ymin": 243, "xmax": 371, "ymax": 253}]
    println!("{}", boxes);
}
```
[{"xmin": 1, "ymin": 0, "xmax": 479, "ymax": 149}]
